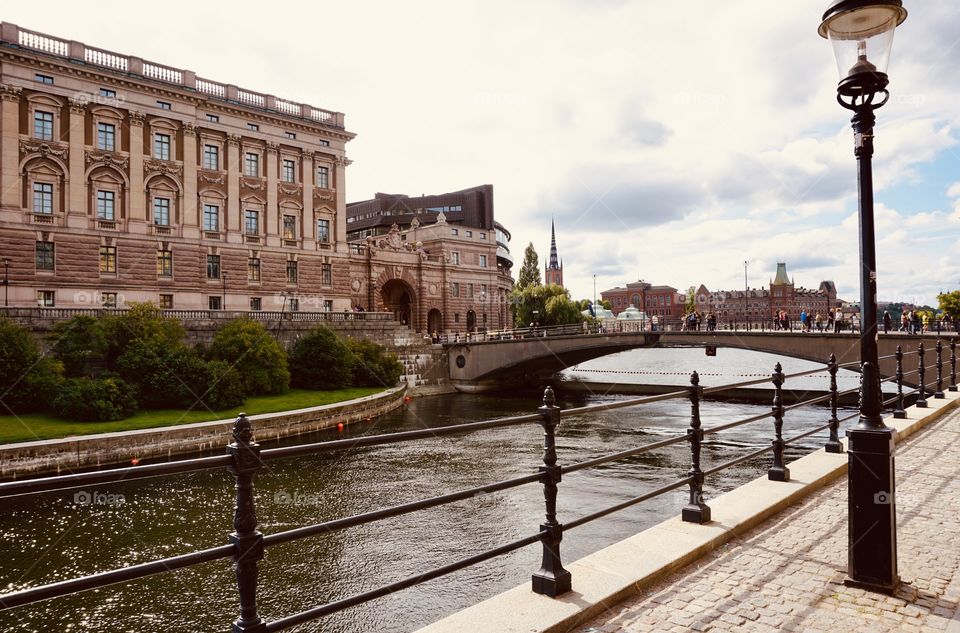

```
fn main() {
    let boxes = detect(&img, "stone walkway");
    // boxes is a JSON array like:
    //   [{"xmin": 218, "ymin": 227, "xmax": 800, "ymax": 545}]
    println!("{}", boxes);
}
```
[{"xmin": 580, "ymin": 406, "xmax": 960, "ymax": 633}]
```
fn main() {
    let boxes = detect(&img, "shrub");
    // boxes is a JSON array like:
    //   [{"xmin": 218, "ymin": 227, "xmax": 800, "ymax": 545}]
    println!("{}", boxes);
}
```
[
  {"xmin": 53, "ymin": 375, "xmax": 138, "ymax": 422},
  {"xmin": 209, "ymin": 319, "xmax": 289, "ymax": 395},
  {"xmin": 347, "ymin": 339, "xmax": 402, "ymax": 387},
  {"xmin": 289, "ymin": 326, "xmax": 354, "ymax": 390},
  {"xmin": 0, "ymin": 318, "xmax": 63, "ymax": 414},
  {"xmin": 101, "ymin": 303, "xmax": 184, "ymax": 371},
  {"xmin": 46, "ymin": 315, "xmax": 108, "ymax": 377},
  {"xmin": 204, "ymin": 360, "xmax": 246, "ymax": 411}
]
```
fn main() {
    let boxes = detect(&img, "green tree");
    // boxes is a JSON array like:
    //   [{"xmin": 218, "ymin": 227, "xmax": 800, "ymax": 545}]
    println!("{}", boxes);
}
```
[
  {"xmin": 101, "ymin": 302, "xmax": 184, "ymax": 371},
  {"xmin": 600, "ymin": 299, "xmax": 612, "ymax": 310},
  {"xmin": 289, "ymin": 326, "xmax": 355, "ymax": 390},
  {"xmin": 938, "ymin": 290, "xmax": 960, "ymax": 322},
  {"xmin": 46, "ymin": 315, "xmax": 108, "ymax": 377},
  {"xmin": 516, "ymin": 242, "xmax": 542, "ymax": 291},
  {"xmin": 0, "ymin": 318, "xmax": 64, "ymax": 414},
  {"xmin": 510, "ymin": 284, "xmax": 584, "ymax": 328},
  {"xmin": 347, "ymin": 339, "xmax": 402, "ymax": 387},
  {"xmin": 209, "ymin": 318, "xmax": 289, "ymax": 395},
  {"xmin": 685, "ymin": 286, "xmax": 696, "ymax": 314}
]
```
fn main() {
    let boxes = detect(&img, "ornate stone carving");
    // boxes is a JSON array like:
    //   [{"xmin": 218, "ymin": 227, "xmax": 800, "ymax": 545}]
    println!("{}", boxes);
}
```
[
  {"xmin": 350, "ymin": 278, "xmax": 362, "ymax": 293},
  {"xmin": 410, "ymin": 217, "xmax": 420, "ymax": 229},
  {"xmin": 241, "ymin": 177, "xmax": 264, "ymax": 191},
  {"xmin": 85, "ymin": 150, "xmax": 129, "ymax": 170},
  {"xmin": 334, "ymin": 156, "xmax": 352, "ymax": 167},
  {"xmin": 313, "ymin": 189, "xmax": 334, "ymax": 202},
  {"xmin": 371, "ymin": 223, "xmax": 415, "ymax": 253},
  {"xmin": 182, "ymin": 122, "xmax": 196, "ymax": 137},
  {"xmin": 144, "ymin": 159, "xmax": 183, "ymax": 179},
  {"xmin": 265, "ymin": 142, "xmax": 280, "ymax": 154},
  {"xmin": 0, "ymin": 85, "xmax": 22, "ymax": 102},
  {"xmin": 128, "ymin": 111, "xmax": 145, "ymax": 127},
  {"xmin": 199, "ymin": 172, "xmax": 225, "ymax": 185},
  {"xmin": 435, "ymin": 211, "xmax": 447, "ymax": 225},
  {"xmin": 226, "ymin": 134, "xmax": 241, "ymax": 146},
  {"xmin": 278, "ymin": 182, "xmax": 302, "ymax": 196},
  {"xmin": 69, "ymin": 99, "xmax": 87, "ymax": 115},
  {"xmin": 20, "ymin": 139, "xmax": 68, "ymax": 161}
]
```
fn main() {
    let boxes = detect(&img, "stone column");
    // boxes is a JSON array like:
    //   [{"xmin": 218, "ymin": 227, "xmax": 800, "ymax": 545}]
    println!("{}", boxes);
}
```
[
  {"xmin": 265, "ymin": 142, "xmax": 278, "ymax": 247},
  {"xmin": 0, "ymin": 85, "xmax": 22, "ymax": 210},
  {"xmin": 127, "ymin": 111, "xmax": 146, "ymax": 226},
  {"xmin": 181, "ymin": 122, "xmax": 198, "ymax": 236},
  {"xmin": 301, "ymin": 152, "xmax": 314, "ymax": 240},
  {"xmin": 334, "ymin": 156, "xmax": 349, "ymax": 254},
  {"xmin": 226, "ymin": 134, "xmax": 240, "ymax": 242},
  {"xmin": 66, "ymin": 100, "xmax": 87, "ymax": 224}
]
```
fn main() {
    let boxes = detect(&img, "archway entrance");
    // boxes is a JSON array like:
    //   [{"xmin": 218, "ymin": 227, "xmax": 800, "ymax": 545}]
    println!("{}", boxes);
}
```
[
  {"xmin": 427, "ymin": 308, "xmax": 443, "ymax": 336},
  {"xmin": 466, "ymin": 310, "xmax": 477, "ymax": 332},
  {"xmin": 381, "ymin": 279, "xmax": 413, "ymax": 327}
]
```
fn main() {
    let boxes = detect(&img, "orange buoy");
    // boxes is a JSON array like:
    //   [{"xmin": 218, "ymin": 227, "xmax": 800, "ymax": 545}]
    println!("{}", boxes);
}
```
[
  {"xmin": 337, "ymin": 422, "xmax": 345, "ymax": 432},
  {"xmin": 131, "ymin": 457, "xmax": 140, "ymax": 466},
  {"xmin": 403, "ymin": 395, "xmax": 412, "ymax": 403}
]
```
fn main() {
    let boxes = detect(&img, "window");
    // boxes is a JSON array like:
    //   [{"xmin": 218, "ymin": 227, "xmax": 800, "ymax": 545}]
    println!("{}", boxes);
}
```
[
  {"xmin": 244, "ymin": 153, "xmax": 259, "ymax": 177},
  {"xmin": 250, "ymin": 297, "xmax": 262, "ymax": 311},
  {"xmin": 37, "ymin": 290, "xmax": 55, "ymax": 307},
  {"xmin": 157, "ymin": 250, "xmax": 173, "ymax": 277},
  {"xmin": 209, "ymin": 296, "xmax": 222, "ymax": 310},
  {"xmin": 99, "ymin": 246, "xmax": 116, "ymax": 273},
  {"xmin": 317, "ymin": 218, "xmax": 330, "ymax": 243},
  {"xmin": 466, "ymin": 230, "xmax": 473, "ymax": 237},
  {"xmin": 159, "ymin": 294, "xmax": 173, "ymax": 309},
  {"xmin": 479, "ymin": 255, "xmax": 487, "ymax": 267},
  {"xmin": 282, "ymin": 215, "xmax": 297, "ymax": 240},
  {"xmin": 203, "ymin": 145, "xmax": 219, "ymax": 170},
  {"xmin": 452, "ymin": 282, "xmax": 460, "ymax": 297},
  {"xmin": 96, "ymin": 123, "xmax": 115, "ymax": 151},
  {"xmin": 96, "ymin": 191, "xmax": 115, "ymax": 220},
  {"xmin": 454, "ymin": 313, "xmax": 460, "ymax": 323},
  {"xmin": 33, "ymin": 183, "xmax": 53, "ymax": 214},
  {"xmin": 157, "ymin": 100, "xmax": 171, "ymax": 110},
  {"xmin": 321, "ymin": 263, "xmax": 332, "ymax": 286},
  {"xmin": 286, "ymin": 260, "xmax": 298, "ymax": 283},
  {"xmin": 207, "ymin": 254, "xmax": 221, "ymax": 279},
  {"xmin": 287, "ymin": 297, "xmax": 299, "ymax": 312},
  {"xmin": 244, "ymin": 210, "xmax": 259, "ymax": 235},
  {"xmin": 248, "ymin": 258, "xmax": 261, "ymax": 281},
  {"xmin": 35, "ymin": 74, "xmax": 54, "ymax": 85},
  {"xmin": 480, "ymin": 233, "xmax": 487, "ymax": 239},
  {"xmin": 285, "ymin": 131, "xmax": 296, "ymax": 140},
  {"xmin": 154, "ymin": 133, "xmax": 171, "ymax": 160},
  {"xmin": 102, "ymin": 292, "xmax": 118, "ymax": 308},
  {"xmin": 203, "ymin": 204, "xmax": 219, "ymax": 232},
  {"xmin": 323, "ymin": 300, "xmax": 333, "ymax": 312},
  {"xmin": 318, "ymin": 139, "xmax": 330, "ymax": 147},
  {"xmin": 35, "ymin": 241, "xmax": 54, "ymax": 271},
  {"xmin": 206, "ymin": 114, "xmax": 219, "ymax": 123},
  {"xmin": 99, "ymin": 88, "xmax": 116, "ymax": 98},
  {"xmin": 452, "ymin": 252, "xmax": 460, "ymax": 265},
  {"xmin": 247, "ymin": 123, "xmax": 259, "ymax": 132},
  {"xmin": 34, "ymin": 111, "xmax": 53, "ymax": 140},
  {"xmin": 451, "ymin": 228, "xmax": 459, "ymax": 236},
  {"xmin": 153, "ymin": 198, "xmax": 170, "ymax": 226},
  {"xmin": 281, "ymin": 159, "xmax": 296, "ymax": 183},
  {"xmin": 316, "ymin": 166, "xmax": 329, "ymax": 188}
]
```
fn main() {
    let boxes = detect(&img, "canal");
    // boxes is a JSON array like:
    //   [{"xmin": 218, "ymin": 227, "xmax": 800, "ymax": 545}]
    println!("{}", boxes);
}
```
[{"xmin": 0, "ymin": 349, "xmax": 860, "ymax": 632}]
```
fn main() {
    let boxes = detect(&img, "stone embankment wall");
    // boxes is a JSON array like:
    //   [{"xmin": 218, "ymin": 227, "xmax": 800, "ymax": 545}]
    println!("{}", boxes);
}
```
[{"xmin": 0, "ymin": 386, "xmax": 407, "ymax": 480}]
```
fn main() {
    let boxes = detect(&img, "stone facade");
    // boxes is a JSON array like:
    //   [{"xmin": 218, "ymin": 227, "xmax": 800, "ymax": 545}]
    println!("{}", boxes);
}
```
[{"xmin": 601, "ymin": 281, "xmax": 685, "ymax": 319}]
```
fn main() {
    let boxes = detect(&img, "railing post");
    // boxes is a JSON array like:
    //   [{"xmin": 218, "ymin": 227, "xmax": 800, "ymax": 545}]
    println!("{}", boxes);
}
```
[
  {"xmin": 917, "ymin": 342, "xmax": 928, "ymax": 408},
  {"xmin": 531, "ymin": 387, "xmax": 571, "ymax": 597},
  {"xmin": 893, "ymin": 345, "xmax": 906, "ymax": 419},
  {"xmin": 682, "ymin": 371, "xmax": 710, "ymax": 523},
  {"xmin": 226, "ymin": 413, "xmax": 266, "ymax": 633},
  {"xmin": 934, "ymin": 339, "xmax": 945, "ymax": 399},
  {"xmin": 825, "ymin": 354, "xmax": 844, "ymax": 452},
  {"xmin": 768, "ymin": 363, "xmax": 790, "ymax": 481},
  {"xmin": 950, "ymin": 338, "xmax": 957, "ymax": 392}
]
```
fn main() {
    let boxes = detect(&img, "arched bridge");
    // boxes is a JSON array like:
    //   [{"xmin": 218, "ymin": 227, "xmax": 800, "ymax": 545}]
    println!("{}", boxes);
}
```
[{"xmin": 446, "ymin": 330, "xmax": 954, "ymax": 392}]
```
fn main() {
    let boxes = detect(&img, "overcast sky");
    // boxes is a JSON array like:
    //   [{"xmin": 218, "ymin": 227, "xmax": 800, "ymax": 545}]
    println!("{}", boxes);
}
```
[{"xmin": 7, "ymin": 1, "xmax": 958, "ymax": 306}]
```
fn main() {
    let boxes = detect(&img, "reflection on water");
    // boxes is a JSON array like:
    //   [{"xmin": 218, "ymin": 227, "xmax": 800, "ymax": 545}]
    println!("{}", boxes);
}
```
[{"xmin": 0, "ymin": 348, "xmax": 856, "ymax": 633}]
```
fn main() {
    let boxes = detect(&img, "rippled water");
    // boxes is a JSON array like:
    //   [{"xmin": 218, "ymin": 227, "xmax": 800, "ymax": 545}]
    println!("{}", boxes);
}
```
[{"xmin": 0, "ymin": 349, "xmax": 858, "ymax": 632}]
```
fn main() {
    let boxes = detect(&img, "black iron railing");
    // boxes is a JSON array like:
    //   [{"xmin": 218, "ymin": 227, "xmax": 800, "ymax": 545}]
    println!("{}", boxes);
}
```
[{"xmin": 0, "ymin": 340, "xmax": 953, "ymax": 630}]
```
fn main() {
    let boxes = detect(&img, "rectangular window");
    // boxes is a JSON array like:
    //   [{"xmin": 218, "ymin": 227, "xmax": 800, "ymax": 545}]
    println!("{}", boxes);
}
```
[
  {"xmin": 316, "ymin": 166, "xmax": 329, "ymax": 188},
  {"xmin": 35, "ymin": 241, "xmax": 54, "ymax": 271},
  {"xmin": 282, "ymin": 215, "xmax": 297, "ymax": 240},
  {"xmin": 203, "ymin": 205, "xmax": 219, "ymax": 232},
  {"xmin": 318, "ymin": 139, "xmax": 330, "ymax": 147},
  {"xmin": 452, "ymin": 252, "xmax": 460, "ymax": 265},
  {"xmin": 452, "ymin": 282, "xmax": 460, "ymax": 297},
  {"xmin": 480, "ymin": 233, "xmax": 487, "ymax": 239},
  {"xmin": 321, "ymin": 263, "xmax": 332, "ymax": 286},
  {"xmin": 153, "ymin": 198, "xmax": 170, "ymax": 226},
  {"xmin": 37, "ymin": 290, "xmax": 55, "ymax": 307},
  {"xmin": 35, "ymin": 74, "xmax": 54, "ymax": 85},
  {"xmin": 250, "ymin": 297, "xmax": 262, "ymax": 311},
  {"xmin": 209, "ymin": 296, "xmax": 222, "ymax": 310},
  {"xmin": 285, "ymin": 131, "xmax": 296, "ymax": 139},
  {"xmin": 203, "ymin": 145, "xmax": 219, "ymax": 170},
  {"xmin": 96, "ymin": 191, "xmax": 115, "ymax": 220},
  {"xmin": 466, "ymin": 230, "xmax": 473, "ymax": 237},
  {"xmin": 33, "ymin": 182, "xmax": 53, "ymax": 214},
  {"xmin": 244, "ymin": 210, "xmax": 259, "ymax": 235},
  {"xmin": 247, "ymin": 123, "xmax": 259, "ymax": 132},
  {"xmin": 286, "ymin": 260, "xmax": 298, "ymax": 284},
  {"xmin": 96, "ymin": 123, "xmax": 115, "ymax": 151},
  {"xmin": 248, "ymin": 258, "xmax": 261, "ymax": 281},
  {"xmin": 316, "ymin": 219, "xmax": 330, "ymax": 243},
  {"xmin": 281, "ymin": 159, "xmax": 296, "ymax": 183},
  {"xmin": 207, "ymin": 254, "xmax": 221, "ymax": 279},
  {"xmin": 102, "ymin": 292, "xmax": 118, "ymax": 308},
  {"xmin": 159, "ymin": 294, "xmax": 173, "ymax": 309},
  {"xmin": 479, "ymin": 254, "xmax": 487, "ymax": 267},
  {"xmin": 34, "ymin": 111, "xmax": 53, "ymax": 140},
  {"xmin": 154, "ymin": 133, "xmax": 171, "ymax": 160},
  {"xmin": 157, "ymin": 250, "xmax": 173, "ymax": 277},
  {"xmin": 451, "ymin": 228, "xmax": 459, "ymax": 236},
  {"xmin": 287, "ymin": 297, "xmax": 299, "ymax": 312},
  {"xmin": 323, "ymin": 299, "xmax": 333, "ymax": 312},
  {"xmin": 244, "ymin": 153, "xmax": 259, "ymax": 177},
  {"xmin": 157, "ymin": 100, "xmax": 171, "ymax": 110},
  {"xmin": 99, "ymin": 88, "xmax": 116, "ymax": 98},
  {"xmin": 99, "ymin": 246, "xmax": 116, "ymax": 273},
  {"xmin": 206, "ymin": 114, "xmax": 219, "ymax": 123}
]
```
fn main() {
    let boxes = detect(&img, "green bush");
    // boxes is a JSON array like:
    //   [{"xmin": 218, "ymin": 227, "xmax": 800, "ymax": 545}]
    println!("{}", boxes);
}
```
[
  {"xmin": 347, "ymin": 339, "xmax": 402, "ymax": 387},
  {"xmin": 204, "ymin": 360, "xmax": 246, "ymax": 411},
  {"xmin": 101, "ymin": 303, "xmax": 185, "ymax": 371},
  {"xmin": 289, "ymin": 326, "xmax": 354, "ymax": 390},
  {"xmin": 209, "ymin": 319, "xmax": 289, "ymax": 395},
  {"xmin": 53, "ymin": 375, "xmax": 138, "ymax": 422},
  {"xmin": 0, "ymin": 318, "xmax": 63, "ymax": 414},
  {"xmin": 46, "ymin": 315, "xmax": 108, "ymax": 377}
]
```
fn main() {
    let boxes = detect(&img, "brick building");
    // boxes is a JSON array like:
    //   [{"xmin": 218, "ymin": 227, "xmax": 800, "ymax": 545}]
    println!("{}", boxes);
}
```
[{"xmin": 600, "ymin": 281, "xmax": 685, "ymax": 320}]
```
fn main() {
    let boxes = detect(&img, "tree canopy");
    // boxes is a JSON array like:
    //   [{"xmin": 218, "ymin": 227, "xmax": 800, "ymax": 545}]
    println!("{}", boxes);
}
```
[
  {"xmin": 938, "ymin": 290, "xmax": 960, "ymax": 321},
  {"xmin": 510, "ymin": 284, "xmax": 583, "ymax": 328},
  {"xmin": 516, "ymin": 242, "xmax": 542, "ymax": 291}
]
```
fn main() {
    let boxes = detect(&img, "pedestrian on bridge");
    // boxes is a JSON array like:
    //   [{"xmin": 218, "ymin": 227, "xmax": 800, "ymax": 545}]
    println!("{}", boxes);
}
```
[{"xmin": 883, "ymin": 311, "xmax": 892, "ymax": 334}]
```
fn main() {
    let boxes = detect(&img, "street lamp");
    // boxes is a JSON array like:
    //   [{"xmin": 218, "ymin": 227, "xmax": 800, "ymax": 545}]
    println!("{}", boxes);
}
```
[
  {"xmin": 743, "ymin": 260, "xmax": 749, "ymax": 329},
  {"xmin": 2, "ymin": 258, "xmax": 9, "ymax": 307},
  {"xmin": 221, "ymin": 271, "xmax": 228, "ymax": 311},
  {"xmin": 820, "ymin": 0, "xmax": 907, "ymax": 595}
]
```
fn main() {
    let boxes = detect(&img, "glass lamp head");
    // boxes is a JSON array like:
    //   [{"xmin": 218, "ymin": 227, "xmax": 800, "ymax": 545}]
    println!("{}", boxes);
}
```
[{"xmin": 819, "ymin": 0, "xmax": 907, "ymax": 96}]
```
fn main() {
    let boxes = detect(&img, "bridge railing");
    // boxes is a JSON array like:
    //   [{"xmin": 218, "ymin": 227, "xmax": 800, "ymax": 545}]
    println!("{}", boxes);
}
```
[{"xmin": 0, "ymin": 340, "xmax": 955, "ymax": 629}]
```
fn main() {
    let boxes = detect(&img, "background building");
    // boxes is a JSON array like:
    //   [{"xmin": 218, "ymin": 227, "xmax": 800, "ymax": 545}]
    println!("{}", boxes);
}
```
[
  {"xmin": 346, "ymin": 185, "xmax": 494, "ymax": 241},
  {"xmin": 544, "ymin": 220, "xmax": 562, "ymax": 287},
  {"xmin": 600, "ymin": 281, "xmax": 685, "ymax": 320}
]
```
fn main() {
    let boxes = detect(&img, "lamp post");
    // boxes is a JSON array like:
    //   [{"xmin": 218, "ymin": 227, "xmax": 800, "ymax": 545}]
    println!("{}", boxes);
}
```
[
  {"xmin": 2, "ymin": 258, "xmax": 9, "ymax": 307},
  {"xmin": 743, "ymin": 260, "xmax": 749, "ymax": 329},
  {"xmin": 222, "ymin": 271, "xmax": 228, "ymax": 311},
  {"xmin": 820, "ymin": 0, "xmax": 907, "ymax": 595}
]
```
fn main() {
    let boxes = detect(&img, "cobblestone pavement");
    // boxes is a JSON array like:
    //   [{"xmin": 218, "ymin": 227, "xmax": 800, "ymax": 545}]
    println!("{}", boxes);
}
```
[{"xmin": 580, "ymin": 407, "xmax": 960, "ymax": 633}]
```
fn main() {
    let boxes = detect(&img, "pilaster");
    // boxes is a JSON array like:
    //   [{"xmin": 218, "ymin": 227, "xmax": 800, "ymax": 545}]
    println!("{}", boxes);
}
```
[
  {"xmin": 265, "ymin": 142, "xmax": 278, "ymax": 246},
  {"xmin": 302, "ymin": 152, "xmax": 314, "ymax": 240},
  {"xmin": 334, "ymin": 156, "xmax": 349, "ymax": 253},
  {"xmin": 1, "ymin": 85, "xmax": 23, "ymax": 209},
  {"xmin": 182, "ymin": 122, "xmax": 198, "ymax": 233},
  {"xmin": 226, "ymin": 134, "xmax": 240, "ymax": 241},
  {"xmin": 128, "ymin": 111, "xmax": 146, "ymax": 222}
]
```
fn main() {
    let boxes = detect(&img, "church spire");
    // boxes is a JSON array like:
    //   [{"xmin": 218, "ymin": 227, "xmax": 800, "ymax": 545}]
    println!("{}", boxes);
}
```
[
  {"xmin": 545, "ymin": 219, "xmax": 564, "ymax": 288},
  {"xmin": 548, "ymin": 219, "xmax": 560, "ymax": 269}
]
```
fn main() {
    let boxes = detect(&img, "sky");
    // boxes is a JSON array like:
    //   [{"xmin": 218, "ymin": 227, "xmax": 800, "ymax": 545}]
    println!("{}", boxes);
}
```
[{"xmin": 6, "ymin": 0, "xmax": 959, "ymax": 306}]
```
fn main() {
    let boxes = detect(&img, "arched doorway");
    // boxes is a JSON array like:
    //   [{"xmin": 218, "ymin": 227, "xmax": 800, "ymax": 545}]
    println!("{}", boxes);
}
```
[
  {"xmin": 466, "ymin": 310, "xmax": 477, "ymax": 332},
  {"xmin": 427, "ymin": 308, "xmax": 443, "ymax": 335},
  {"xmin": 381, "ymin": 279, "xmax": 413, "ymax": 327}
]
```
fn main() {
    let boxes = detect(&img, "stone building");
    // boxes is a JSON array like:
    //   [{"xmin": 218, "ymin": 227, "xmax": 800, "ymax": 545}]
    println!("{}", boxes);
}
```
[
  {"xmin": 600, "ymin": 281, "xmax": 685, "ymax": 320},
  {"xmin": 544, "ymin": 220, "xmax": 563, "ymax": 287}
]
